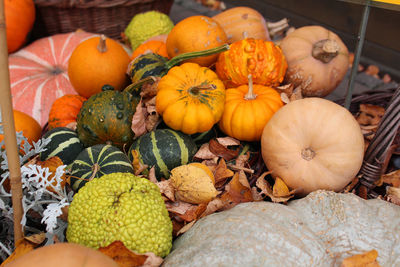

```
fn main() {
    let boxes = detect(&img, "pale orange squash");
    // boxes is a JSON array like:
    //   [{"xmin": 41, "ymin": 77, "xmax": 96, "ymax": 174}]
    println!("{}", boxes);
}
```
[
  {"xmin": 261, "ymin": 98, "xmax": 364, "ymax": 196},
  {"xmin": 212, "ymin": 6, "xmax": 270, "ymax": 44}
]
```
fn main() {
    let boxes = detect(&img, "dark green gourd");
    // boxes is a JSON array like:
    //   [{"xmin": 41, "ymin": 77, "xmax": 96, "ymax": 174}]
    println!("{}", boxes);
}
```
[
  {"xmin": 70, "ymin": 144, "xmax": 134, "ymax": 192},
  {"xmin": 128, "ymin": 129, "xmax": 198, "ymax": 180}
]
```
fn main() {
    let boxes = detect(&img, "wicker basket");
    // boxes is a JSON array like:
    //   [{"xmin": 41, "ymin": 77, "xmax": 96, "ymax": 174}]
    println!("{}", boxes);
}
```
[
  {"xmin": 336, "ymin": 86, "xmax": 400, "ymax": 198},
  {"xmin": 33, "ymin": 0, "xmax": 174, "ymax": 41}
]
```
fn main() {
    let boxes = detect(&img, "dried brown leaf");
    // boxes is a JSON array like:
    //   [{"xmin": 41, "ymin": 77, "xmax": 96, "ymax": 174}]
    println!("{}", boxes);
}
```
[
  {"xmin": 340, "ymin": 249, "xmax": 381, "ymax": 267},
  {"xmin": 130, "ymin": 149, "xmax": 148, "ymax": 175},
  {"xmin": 385, "ymin": 186, "xmax": 400, "ymax": 206},
  {"xmin": 176, "ymin": 220, "xmax": 197, "ymax": 236},
  {"xmin": 131, "ymin": 99, "xmax": 147, "ymax": 137},
  {"xmin": 209, "ymin": 139, "xmax": 239, "ymax": 161},
  {"xmin": 148, "ymin": 167, "xmax": 158, "ymax": 183},
  {"xmin": 380, "ymin": 169, "xmax": 400, "ymax": 187},
  {"xmin": 142, "ymin": 252, "xmax": 164, "ymax": 267},
  {"xmin": 276, "ymin": 83, "xmax": 294, "ymax": 96},
  {"xmin": 199, "ymin": 198, "xmax": 226, "ymax": 218},
  {"xmin": 98, "ymin": 240, "xmax": 147, "ymax": 267},
  {"xmin": 251, "ymin": 187, "xmax": 264, "ymax": 201},
  {"xmin": 234, "ymin": 153, "xmax": 250, "ymax": 168},
  {"xmin": 216, "ymin": 137, "xmax": 240, "ymax": 147},
  {"xmin": 220, "ymin": 171, "xmax": 253, "ymax": 208},
  {"xmin": 156, "ymin": 180, "xmax": 175, "ymax": 202},
  {"xmin": 1, "ymin": 233, "xmax": 46, "ymax": 266},
  {"xmin": 194, "ymin": 143, "xmax": 219, "ymax": 160},
  {"xmin": 165, "ymin": 201, "xmax": 195, "ymax": 216},
  {"xmin": 214, "ymin": 159, "xmax": 234, "ymax": 187},
  {"xmin": 140, "ymin": 77, "xmax": 160, "ymax": 99},
  {"xmin": 356, "ymin": 104, "xmax": 385, "ymax": 126},
  {"xmin": 280, "ymin": 92, "xmax": 290, "ymax": 104},
  {"xmin": 272, "ymin": 177, "xmax": 290, "ymax": 197},
  {"xmin": 255, "ymin": 173, "xmax": 296, "ymax": 203},
  {"xmin": 290, "ymin": 86, "xmax": 303, "ymax": 101}
]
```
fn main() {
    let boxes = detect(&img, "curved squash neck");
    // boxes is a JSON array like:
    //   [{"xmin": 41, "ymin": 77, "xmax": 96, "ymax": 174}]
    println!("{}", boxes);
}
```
[{"xmin": 165, "ymin": 44, "xmax": 229, "ymax": 69}]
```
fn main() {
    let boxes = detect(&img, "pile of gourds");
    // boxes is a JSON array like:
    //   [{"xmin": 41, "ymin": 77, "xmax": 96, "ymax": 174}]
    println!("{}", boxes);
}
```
[{"xmin": 6, "ymin": 2, "xmax": 388, "ymax": 265}]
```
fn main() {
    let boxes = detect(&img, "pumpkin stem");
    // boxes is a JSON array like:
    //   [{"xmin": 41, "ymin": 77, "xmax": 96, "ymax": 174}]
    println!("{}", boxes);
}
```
[
  {"xmin": 97, "ymin": 34, "xmax": 108, "ymax": 53},
  {"xmin": 301, "ymin": 147, "xmax": 316, "ymax": 161},
  {"xmin": 244, "ymin": 74, "xmax": 257, "ymax": 100},
  {"xmin": 165, "ymin": 44, "xmax": 230, "ymax": 69},
  {"xmin": 312, "ymin": 39, "xmax": 340, "ymax": 63},
  {"xmin": 189, "ymin": 83, "xmax": 217, "ymax": 95},
  {"xmin": 88, "ymin": 163, "xmax": 100, "ymax": 181}
]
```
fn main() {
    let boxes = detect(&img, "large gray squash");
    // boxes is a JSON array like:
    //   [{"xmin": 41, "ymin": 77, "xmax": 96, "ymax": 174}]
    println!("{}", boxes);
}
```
[{"xmin": 164, "ymin": 190, "xmax": 400, "ymax": 267}]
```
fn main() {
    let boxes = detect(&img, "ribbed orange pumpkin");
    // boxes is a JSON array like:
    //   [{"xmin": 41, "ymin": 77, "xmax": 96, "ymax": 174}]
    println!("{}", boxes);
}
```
[
  {"xmin": 166, "ymin": 15, "xmax": 228, "ymax": 67},
  {"xmin": 212, "ymin": 6, "xmax": 271, "ymax": 44},
  {"xmin": 156, "ymin": 62, "xmax": 226, "ymax": 135},
  {"xmin": 48, "ymin": 94, "xmax": 87, "ymax": 130},
  {"xmin": 68, "ymin": 35, "xmax": 131, "ymax": 98},
  {"xmin": 5, "ymin": 0, "xmax": 35, "ymax": 53},
  {"xmin": 9, "ymin": 31, "xmax": 95, "ymax": 127},
  {"xmin": 215, "ymin": 38, "xmax": 287, "ymax": 88},
  {"xmin": 219, "ymin": 75, "xmax": 283, "ymax": 141}
]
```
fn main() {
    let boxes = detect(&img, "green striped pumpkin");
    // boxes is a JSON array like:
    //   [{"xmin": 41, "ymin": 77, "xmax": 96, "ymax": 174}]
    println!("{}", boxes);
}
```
[
  {"xmin": 40, "ymin": 127, "xmax": 84, "ymax": 165},
  {"xmin": 128, "ymin": 129, "xmax": 198, "ymax": 180},
  {"xmin": 129, "ymin": 44, "xmax": 229, "ymax": 84},
  {"xmin": 70, "ymin": 144, "xmax": 134, "ymax": 192}
]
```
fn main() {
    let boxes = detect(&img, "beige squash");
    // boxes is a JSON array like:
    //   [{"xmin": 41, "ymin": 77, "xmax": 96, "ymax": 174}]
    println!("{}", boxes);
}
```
[
  {"xmin": 212, "ymin": 6, "xmax": 270, "ymax": 43},
  {"xmin": 261, "ymin": 98, "xmax": 364, "ymax": 195},
  {"xmin": 280, "ymin": 25, "xmax": 349, "ymax": 97}
]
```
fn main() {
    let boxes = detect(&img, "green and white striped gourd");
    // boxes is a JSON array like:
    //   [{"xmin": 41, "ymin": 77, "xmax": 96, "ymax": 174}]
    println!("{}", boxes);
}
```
[
  {"xmin": 128, "ymin": 129, "xmax": 198, "ymax": 180},
  {"xmin": 70, "ymin": 144, "xmax": 134, "ymax": 192},
  {"xmin": 40, "ymin": 127, "xmax": 84, "ymax": 165}
]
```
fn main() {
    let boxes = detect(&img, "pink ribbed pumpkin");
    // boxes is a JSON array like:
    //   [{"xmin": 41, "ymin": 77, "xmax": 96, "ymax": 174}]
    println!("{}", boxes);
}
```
[{"xmin": 9, "ymin": 31, "xmax": 96, "ymax": 127}]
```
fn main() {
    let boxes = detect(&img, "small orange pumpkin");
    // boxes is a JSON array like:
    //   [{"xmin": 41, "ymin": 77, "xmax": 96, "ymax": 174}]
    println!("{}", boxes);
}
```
[
  {"xmin": 156, "ymin": 62, "xmax": 226, "ymax": 135},
  {"xmin": 5, "ymin": 0, "xmax": 35, "ymax": 53},
  {"xmin": 48, "ymin": 94, "xmax": 87, "ymax": 130},
  {"xmin": 0, "ymin": 110, "xmax": 42, "ymax": 146},
  {"xmin": 131, "ymin": 40, "xmax": 169, "ymax": 60},
  {"xmin": 68, "ymin": 35, "xmax": 131, "ymax": 98},
  {"xmin": 166, "ymin": 15, "xmax": 228, "ymax": 67},
  {"xmin": 215, "ymin": 38, "xmax": 287, "ymax": 88},
  {"xmin": 212, "ymin": 6, "xmax": 271, "ymax": 44},
  {"xmin": 219, "ymin": 75, "xmax": 283, "ymax": 141}
]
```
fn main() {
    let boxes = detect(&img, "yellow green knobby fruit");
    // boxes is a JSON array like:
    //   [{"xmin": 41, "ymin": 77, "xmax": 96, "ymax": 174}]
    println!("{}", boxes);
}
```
[
  {"xmin": 66, "ymin": 172, "xmax": 173, "ymax": 257},
  {"xmin": 124, "ymin": 10, "xmax": 174, "ymax": 50}
]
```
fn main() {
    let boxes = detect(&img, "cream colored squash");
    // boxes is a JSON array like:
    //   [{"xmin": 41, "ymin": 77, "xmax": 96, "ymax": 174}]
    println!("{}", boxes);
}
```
[{"xmin": 261, "ymin": 97, "xmax": 364, "ymax": 195}]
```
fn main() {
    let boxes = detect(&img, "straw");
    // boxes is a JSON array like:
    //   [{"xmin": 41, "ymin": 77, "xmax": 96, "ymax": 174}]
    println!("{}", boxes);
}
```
[{"xmin": 0, "ymin": 0, "xmax": 24, "ymax": 242}]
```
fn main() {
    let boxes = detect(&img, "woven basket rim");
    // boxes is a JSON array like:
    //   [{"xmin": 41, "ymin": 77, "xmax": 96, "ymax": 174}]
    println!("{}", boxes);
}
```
[{"xmin": 34, "ymin": 0, "xmax": 160, "ymax": 8}]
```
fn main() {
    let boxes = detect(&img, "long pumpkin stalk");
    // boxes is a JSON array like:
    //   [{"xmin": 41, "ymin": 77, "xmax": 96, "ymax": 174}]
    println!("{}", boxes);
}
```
[
  {"xmin": 0, "ymin": 0, "xmax": 24, "ymax": 243},
  {"xmin": 165, "ymin": 44, "xmax": 229, "ymax": 69}
]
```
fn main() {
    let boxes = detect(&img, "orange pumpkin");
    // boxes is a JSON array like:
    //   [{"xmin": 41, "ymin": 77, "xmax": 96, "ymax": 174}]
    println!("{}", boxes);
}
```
[
  {"xmin": 68, "ymin": 35, "xmax": 131, "ymax": 98},
  {"xmin": 9, "ymin": 31, "xmax": 96, "ymax": 127},
  {"xmin": 48, "ymin": 94, "xmax": 87, "ymax": 130},
  {"xmin": 215, "ymin": 38, "xmax": 287, "ymax": 88},
  {"xmin": 156, "ymin": 62, "xmax": 226, "ymax": 135},
  {"xmin": 219, "ymin": 75, "xmax": 283, "ymax": 141},
  {"xmin": 0, "ymin": 110, "xmax": 42, "ymax": 146},
  {"xmin": 131, "ymin": 40, "xmax": 169, "ymax": 60},
  {"xmin": 212, "ymin": 6, "xmax": 271, "ymax": 44},
  {"xmin": 5, "ymin": 0, "xmax": 35, "ymax": 53},
  {"xmin": 166, "ymin": 15, "xmax": 228, "ymax": 67}
]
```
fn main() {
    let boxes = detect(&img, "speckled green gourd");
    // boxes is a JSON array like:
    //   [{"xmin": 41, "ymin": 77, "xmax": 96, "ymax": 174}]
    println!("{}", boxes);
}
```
[{"xmin": 76, "ymin": 85, "xmax": 139, "ymax": 149}]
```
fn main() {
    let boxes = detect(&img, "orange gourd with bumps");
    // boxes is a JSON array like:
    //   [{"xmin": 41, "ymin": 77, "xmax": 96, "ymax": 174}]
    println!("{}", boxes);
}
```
[
  {"xmin": 216, "ymin": 38, "xmax": 287, "ymax": 88},
  {"xmin": 68, "ymin": 35, "xmax": 131, "ymax": 98},
  {"xmin": 48, "ymin": 94, "xmax": 87, "ymax": 130}
]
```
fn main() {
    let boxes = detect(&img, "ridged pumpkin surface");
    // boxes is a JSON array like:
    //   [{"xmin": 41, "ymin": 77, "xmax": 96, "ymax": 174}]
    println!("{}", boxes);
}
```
[
  {"xmin": 48, "ymin": 94, "xmax": 87, "ymax": 130},
  {"xmin": 9, "ymin": 31, "xmax": 95, "ymax": 127},
  {"xmin": 128, "ymin": 129, "xmax": 198, "ymax": 180},
  {"xmin": 70, "ymin": 144, "xmax": 134, "ymax": 192},
  {"xmin": 215, "ymin": 38, "xmax": 287, "ymax": 88},
  {"xmin": 156, "ymin": 62, "xmax": 226, "ymax": 135}
]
